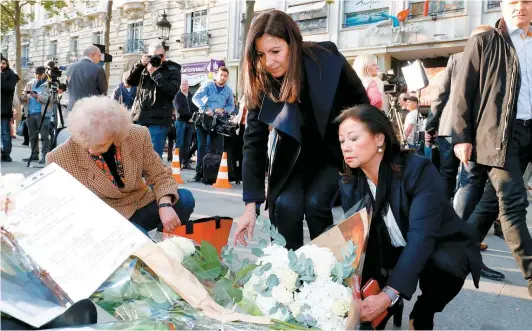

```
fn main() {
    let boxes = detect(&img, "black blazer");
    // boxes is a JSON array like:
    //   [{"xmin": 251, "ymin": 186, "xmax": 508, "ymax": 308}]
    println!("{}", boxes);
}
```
[
  {"xmin": 242, "ymin": 41, "xmax": 369, "ymax": 207},
  {"xmin": 173, "ymin": 91, "xmax": 198, "ymax": 122},
  {"xmin": 340, "ymin": 154, "xmax": 482, "ymax": 299}
]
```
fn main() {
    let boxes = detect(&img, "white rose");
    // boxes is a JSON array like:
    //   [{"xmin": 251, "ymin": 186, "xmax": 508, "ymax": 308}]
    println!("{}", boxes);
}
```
[
  {"xmin": 256, "ymin": 295, "xmax": 290, "ymax": 321},
  {"xmin": 275, "ymin": 266, "xmax": 299, "ymax": 292},
  {"xmin": 271, "ymin": 284, "xmax": 294, "ymax": 306},
  {"xmin": 331, "ymin": 299, "xmax": 349, "ymax": 317},
  {"xmin": 158, "ymin": 240, "xmax": 185, "ymax": 264},
  {"xmin": 171, "ymin": 237, "xmax": 196, "ymax": 256},
  {"xmin": 289, "ymin": 301, "xmax": 303, "ymax": 317}
]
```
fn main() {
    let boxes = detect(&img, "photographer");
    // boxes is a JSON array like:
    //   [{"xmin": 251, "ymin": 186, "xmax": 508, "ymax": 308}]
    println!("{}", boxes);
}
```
[
  {"xmin": 126, "ymin": 43, "xmax": 181, "ymax": 157},
  {"xmin": 191, "ymin": 66, "xmax": 234, "ymax": 182},
  {"xmin": 19, "ymin": 66, "xmax": 50, "ymax": 163}
]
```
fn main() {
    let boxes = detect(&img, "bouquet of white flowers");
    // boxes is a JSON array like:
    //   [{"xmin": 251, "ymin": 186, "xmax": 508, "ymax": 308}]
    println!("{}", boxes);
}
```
[{"xmin": 236, "ymin": 218, "xmax": 358, "ymax": 331}]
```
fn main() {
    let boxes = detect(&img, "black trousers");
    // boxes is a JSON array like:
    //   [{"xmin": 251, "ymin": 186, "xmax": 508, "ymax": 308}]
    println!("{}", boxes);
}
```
[
  {"xmin": 269, "ymin": 163, "xmax": 339, "ymax": 250},
  {"xmin": 408, "ymin": 260, "xmax": 466, "ymax": 330},
  {"xmin": 437, "ymin": 136, "xmax": 460, "ymax": 201},
  {"xmin": 467, "ymin": 122, "xmax": 532, "ymax": 282}
]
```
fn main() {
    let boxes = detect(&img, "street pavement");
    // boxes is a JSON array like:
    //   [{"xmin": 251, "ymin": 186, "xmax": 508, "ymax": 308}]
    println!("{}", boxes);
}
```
[{"xmin": 2, "ymin": 138, "xmax": 531, "ymax": 329}]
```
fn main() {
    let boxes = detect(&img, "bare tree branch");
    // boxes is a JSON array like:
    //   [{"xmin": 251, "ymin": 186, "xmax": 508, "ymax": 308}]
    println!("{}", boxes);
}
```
[{"xmin": 0, "ymin": 3, "xmax": 15, "ymax": 18}]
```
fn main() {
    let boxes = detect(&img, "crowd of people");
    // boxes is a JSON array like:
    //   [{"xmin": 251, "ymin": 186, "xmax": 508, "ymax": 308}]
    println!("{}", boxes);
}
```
[{"xmin": 1, "ymin": 0, "xmax": 531, "ymax": 329}]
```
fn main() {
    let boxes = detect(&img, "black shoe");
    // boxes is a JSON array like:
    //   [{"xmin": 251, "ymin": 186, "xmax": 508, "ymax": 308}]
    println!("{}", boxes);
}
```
[
  {"xmin": 190, "ymin": 175, "xmax": 202, "ymax": 183},
  {"xmin": 480, "ymin": 266, "xmax": 505, "ymax": 281},
  {"xmin": 22, "ymin": 141, "xmax": 29, "ymax": 146},
  {"xmin": 493, "ymin": 220, "xmax": 504, "ymax": 240},
  {"xmin": 23, "ymin": 156, "xmax": 39, "ymax": 162},
  {"xmin": 1, "ymin": 155, "xmax": 12, "ymax": 162},
  {"xmin": 182, "ymin": 164, "xmax": 193, "ymax": 170}
]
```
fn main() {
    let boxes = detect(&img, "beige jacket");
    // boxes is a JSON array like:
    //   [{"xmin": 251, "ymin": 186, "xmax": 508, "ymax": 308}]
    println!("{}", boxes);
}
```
[{"xmin": 46, "ymin": 125, "xmax": 179, "ymax": 219}]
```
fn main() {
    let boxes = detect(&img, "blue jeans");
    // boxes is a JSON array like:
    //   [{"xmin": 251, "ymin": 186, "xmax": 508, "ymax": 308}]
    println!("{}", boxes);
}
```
[
  {"xmin": 146, "ymin": 125, "xmax": 168, "ymax": 158},
  {"xmin": 129, "ymin": 188, "xmax": 196, "ymax": 235},
  {"xmin": 1, "ymin": 119, "xmax": 12, "ymax": 156},
  {"xmin": 175, "ymin": 121, "xmax": 194, "ymax": 163}
]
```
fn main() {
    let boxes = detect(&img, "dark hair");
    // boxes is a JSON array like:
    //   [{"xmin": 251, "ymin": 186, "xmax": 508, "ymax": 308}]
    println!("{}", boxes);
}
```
[
  {"xmin": 59, "ymin": 83, "xmax": 67, "ymax": 91},
  {"xmin": 335, "ymin": 104, "xmax": 407, "ymax": 181},
  {"xmin": 242, "ymin": 10, "xmax": 319, "ymax": 109},
  {"xmin": 218, "ymin": 66, "xmax": 229, "ymax": 74}
]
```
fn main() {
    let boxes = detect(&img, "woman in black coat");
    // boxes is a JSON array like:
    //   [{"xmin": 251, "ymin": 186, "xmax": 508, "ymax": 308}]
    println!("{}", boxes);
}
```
[
  {"xmin": 337, "ymin": 105, "xmax": 482, "ymax": 329},
  {"xmin": 233, "ymin": 10, "xmax": 369, "ymax": 250}
]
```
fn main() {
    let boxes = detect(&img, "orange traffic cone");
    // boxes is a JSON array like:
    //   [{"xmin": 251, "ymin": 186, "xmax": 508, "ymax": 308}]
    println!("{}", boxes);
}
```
[
  {"xmin": 212, "ymin": 152, "xmax": 232, "ymax": 189},
  {"xmin": 171, "ymin": 148, "xmax": 184, "ymax": 184}
]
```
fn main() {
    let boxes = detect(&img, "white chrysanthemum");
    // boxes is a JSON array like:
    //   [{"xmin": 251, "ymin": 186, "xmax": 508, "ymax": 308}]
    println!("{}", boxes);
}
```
[
  {"xmin": 255, "ymin": 294, "xmax": 291, "ymax": 321},
  {"xmin": 271, "ymin": 284, "xmax": 294, "ymax": 306},
  {"xmin": 294, "ymin": 278, "xmax": 352, "ymax": 331},
  {"xmin": 169, "ymin": 236, "xmax": 196, "ymax": 256},
  {"xmin": 296, "ymin": 244, "xmax": 337, "ymax": 279},
  {"xmin": 272, "ymin": 263, "xmax": 299, "ymax": 292},
  {"xmin": 258, "ymin": 244, "xmax": 290, "ymax": 266}
]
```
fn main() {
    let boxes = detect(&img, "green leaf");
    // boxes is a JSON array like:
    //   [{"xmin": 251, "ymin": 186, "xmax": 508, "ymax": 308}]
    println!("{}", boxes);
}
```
[
  {"xmin": 267, "ymin": 274, "xmax": 280, "ymax": 288},
  {"xmin": 347, "ymin": 240, "xmax": 355, "ymax": 256},
  {"xmin": 261, "ymin": 262, "xmax": 272, "ymax": 272},
  {"xmin": 252, "ymin": 247, "xmax": 264, "ymax": 257},
  {"xmin": 243, "ymin": 258, "xmax": 250, "ymax": 265},
  {"xmin": 307, "ymin": 315, "xmax": 318, "ymax": 327},
  {"xmin": 233, "ymin": 264, "xmax": 257, "ymax": 286},
  {"xmin": 295, "ymin": 314, "xmax": 306, "ymax": 323},
  {"xmin": 212, "ymin": 278, "xmax": 243, "ymax": 307},
  {"xmin": 200, "ymin": 241, "xmax": 219, "ymax": 263},
  {"xmin": 262, "ymin": 289, "xmax": 272, "ymax": 297},
  {"xmin": 182, "ymin": 256, "xmax": 221, "ymax": 281},
  {"xmin": 344, "ymin": 254, "xmax": 356, "ymax": 266},
  {"xmin": 259, "ymin": 239, "xmax": 268, "ymax": 248},
  {"xmin": 270, "ymin": 306, "xmax": 278, "ymax": 314},
  {"xmin": 301, "ymin": 304, "xmax": 311, "ymax": 311},
  {"xmin": 300, "ymin": 275, "xmax": 315, "ymax": 282},
  {"xmin": 288, "ymin": 250, "xmax": 297, "ymax": 264}
]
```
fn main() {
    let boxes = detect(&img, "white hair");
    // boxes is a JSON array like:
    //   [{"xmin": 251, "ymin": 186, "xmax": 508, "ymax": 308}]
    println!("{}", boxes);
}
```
[
  {"xmin": 68, "ymin": 96, "xmax": 132, "ymax": 148},
  {"xmin": 148, "ymin": 43, "xmax": 165, "ymax": 55},
  {"xmin": 83, "ymin": 45, "xmax": 101, "ymax": 57},
  {"xmin": 353, "ymin": 54, "xmax": 378, "ymax": 80}
]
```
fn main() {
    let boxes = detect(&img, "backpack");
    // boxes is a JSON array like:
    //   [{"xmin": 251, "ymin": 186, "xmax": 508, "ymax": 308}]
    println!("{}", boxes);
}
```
[{"xmin": 202, "ymin": 153, "xmax": 222, "ymax": 184}]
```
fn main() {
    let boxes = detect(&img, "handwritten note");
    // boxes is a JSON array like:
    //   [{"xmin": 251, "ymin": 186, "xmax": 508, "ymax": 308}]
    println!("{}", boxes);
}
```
[{"xmin": 2, "ymin": 163, "xmax": 150, "ymax": 325}]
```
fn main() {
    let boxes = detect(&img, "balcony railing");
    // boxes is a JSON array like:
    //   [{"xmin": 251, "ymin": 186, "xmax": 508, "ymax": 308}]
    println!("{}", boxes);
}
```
[
  {"xmin": 21, "ymin": 57, "xmax": 30, "ymax": 68},
  {"xmin": 66, "ymin": 51, "xmax": 79, "ymax": 63},
  {"xmin": 182, "ymin": 31, "xmax": 209, "ymax": 49},
  {"xmin": 125, "ymin": 39, "xmax": 145, "ymax": 53}
]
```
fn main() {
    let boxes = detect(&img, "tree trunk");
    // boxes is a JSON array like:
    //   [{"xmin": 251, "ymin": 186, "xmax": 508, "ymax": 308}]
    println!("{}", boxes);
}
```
[
  {"xmin": 238, "ymin": 0, "xmax": 254, "ymax": 96},
  {"xmin": 14, "ymin": 1, "xmax": 22, "ymax": 122},
  {"xmin": 104, "ymin": 0, "xmax": 112, "ymax": 86}
]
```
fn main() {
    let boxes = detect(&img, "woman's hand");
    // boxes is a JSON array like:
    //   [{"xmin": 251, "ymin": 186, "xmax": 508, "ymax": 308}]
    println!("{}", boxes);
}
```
[
  {"xmin": 360, "ymin": 292, "xmax": 391, "ymax": 322},
  {"xmin": 159, "ymin": 206, "xmax": 181, "ymax": 232},
  {"xmin": 234, "ymin": 205, "xmax": 257, "ymax": 246}
]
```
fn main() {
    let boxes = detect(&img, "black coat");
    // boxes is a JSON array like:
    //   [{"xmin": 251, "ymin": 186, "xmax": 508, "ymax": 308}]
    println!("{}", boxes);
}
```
[
  {"xmin": 340, "ymin": 154, "xmax": 482, "ymax": 299},
  {"xmin": 449, "ymin": 19, "xmax": 529, "ymax": 168},
  {"xmin": 1, "ymin": 67, "xmax": 19, "ymax": 119},
  {"xmin": 242, "ymin": 42, "xmax": 369, "ymax": 207},
  {"xmin": 173, "ymin": 91, "xmax": 198, "ymax": 122},
  {"xmin": 126, "ymin": 60, "xmax": 181, "ymax": 127}
]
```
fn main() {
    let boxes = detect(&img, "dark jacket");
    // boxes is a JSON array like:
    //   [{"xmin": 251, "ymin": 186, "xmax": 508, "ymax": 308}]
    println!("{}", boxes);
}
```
[
  {"xmin": 1, "ymin": 67, "xmax": 19, "ymax": 119},
  {"xmin": 126, "ymin": 60, "xmax": 181, "ymax": 127},
  {"xmin": 66, "ymin": 58, "xmax": 108, "ymax": 111},
  {"xmin": 173, "ymin": 90, "xmax": 198, "ymax": 122},
  {"xmin": 426, "ymin": 53, "xmax": 462, "ymax": 136},
  {"xmin": 113, "ymin": 83, "xmax": 137, "ymax": 110},
  {"xmin": 242, "ymin": 41, "xmax": 370, "ymax": 207},
  {"xmin": 340, "ymin": 154, "xmax": 482, "ymax": 299},
  {"xmin": 449, "ymin": 19, "xmax": 527, "ymax": 168}
]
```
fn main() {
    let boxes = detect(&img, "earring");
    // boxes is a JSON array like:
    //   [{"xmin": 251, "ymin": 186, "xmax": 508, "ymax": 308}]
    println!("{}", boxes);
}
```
[{"xmin": 378, "ymin": 146, "xmax": 383, "ymax": 153}]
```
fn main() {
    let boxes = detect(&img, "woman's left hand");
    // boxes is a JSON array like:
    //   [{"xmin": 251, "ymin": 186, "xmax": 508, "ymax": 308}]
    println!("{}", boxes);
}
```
[
  {"xmin": 159, "ymin": 206, "xmax": 181, "ymax": 232},
  {"xmin": 360, "ymin": 292, "xmax": 391, "ymax": 322}
]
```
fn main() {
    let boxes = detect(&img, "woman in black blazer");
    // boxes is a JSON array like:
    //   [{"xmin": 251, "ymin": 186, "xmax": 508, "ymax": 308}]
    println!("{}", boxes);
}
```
[
  {"xmin": 337, "ymin": 105, "xmax": 482, "ymax": 329},
  {"xmin": 233, "ymin": 10, "xmax": 369, "ymax": 250}
]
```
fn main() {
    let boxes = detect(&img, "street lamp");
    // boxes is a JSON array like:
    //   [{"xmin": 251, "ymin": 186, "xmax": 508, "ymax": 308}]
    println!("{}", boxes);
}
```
[{"xmin": 156, "ymin": 10, "xmax": 171, "ymax": 51}]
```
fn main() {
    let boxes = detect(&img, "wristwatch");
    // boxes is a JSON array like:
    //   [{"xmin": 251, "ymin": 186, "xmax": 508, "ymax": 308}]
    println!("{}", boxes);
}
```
[
  {"xmin": 382, "ymin": 286, "xmax": 400, "ymax": 307},
  {"xmin": 158, "ymin": 203, "xmax": 173, "ymax": 209}
]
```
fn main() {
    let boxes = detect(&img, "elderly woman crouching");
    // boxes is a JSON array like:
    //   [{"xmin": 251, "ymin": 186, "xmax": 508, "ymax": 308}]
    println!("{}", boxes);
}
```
[{"xmin": 46, "ymin": 96, "xmax": 195, "ymax": 234}]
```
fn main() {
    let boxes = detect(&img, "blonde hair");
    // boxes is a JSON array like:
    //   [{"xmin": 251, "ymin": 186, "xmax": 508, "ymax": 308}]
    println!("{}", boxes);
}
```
[
  {"xmin": 353, "ymin": 54, "xmax": 378, "ymax": 80},
  {"xmin": 68, "ymin": 96, "xmax": 132, "ymax": 148}
]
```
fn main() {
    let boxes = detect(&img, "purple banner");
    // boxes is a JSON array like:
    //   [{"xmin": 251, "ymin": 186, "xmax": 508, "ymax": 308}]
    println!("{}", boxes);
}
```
[{"xmin": 181, "ymin": 59, "xmax": 225, "ymax": 75}]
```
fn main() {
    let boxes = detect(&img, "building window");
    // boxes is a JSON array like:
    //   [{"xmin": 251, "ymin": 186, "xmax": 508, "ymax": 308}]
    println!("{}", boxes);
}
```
[
  {"xmin": 486, "ymin": 0, "xmax": 501, "ymax": 10},
  {"xmin": 70, "ymin": 36, "xmax": 79, "ymax": 53},
  {"xmin": 409, "ymin": 0, "xmax": 465, "ymax": 19},
  {"xmin": 93, "ymin": 16, "xmax": 103, "ymax": 28},
  {"xmin": 93, "ymin": 31, "xmax": 103, "ymax": 45},
  {"xmin": 22, "ymin": 44, "xmax": 30, "ymax": 68},
  {"xmin": 183, "ymin": 10, "xmax": 209, "ymax": 48},
  {"xmin": 126, "ymin": 22, "xmax": 144, "ymax": 53},
  {"xmin": 49, "ymin": 41, "xmax": 57, "ymax": 59},
  {"xmin": 287, "ymin": 1, "xmax": 328, "ymax": 33},
  {"xmin": 343, "ymin": 0, "xmax": 389, "ymax": 28}
]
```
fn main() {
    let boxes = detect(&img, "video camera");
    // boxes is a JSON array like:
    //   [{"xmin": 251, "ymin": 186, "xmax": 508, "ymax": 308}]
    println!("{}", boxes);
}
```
[
  {"xmin": 45, "ymin": 59, "xmax": 65, "ymax": 91},
  {"xmin": 379, "ymin": 69, "xmax": 406, "ymax": 96}
]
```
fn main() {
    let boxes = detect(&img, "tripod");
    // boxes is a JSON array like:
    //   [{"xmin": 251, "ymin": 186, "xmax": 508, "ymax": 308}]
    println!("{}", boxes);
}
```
[
  {"xmin": 386, "ymin": 94, "xmax": 408, "ymax": 148},
  {"xmin": 26, "ymin": 80, "xmax": 65, "ymax": 168}
]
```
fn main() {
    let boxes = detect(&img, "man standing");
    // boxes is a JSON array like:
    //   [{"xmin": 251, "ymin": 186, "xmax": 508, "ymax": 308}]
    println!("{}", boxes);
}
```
[
  {"xmin": 66, "ymin": 45, "xmax": 108, "ymax": 111},
  {"xmin": 126, "ymin": 43, "xmax": 181, "ymax": 157},
  {"xmin": 173, "ymin": 80, "xmax": 198, "ymax": 169},
  {"xmin": 1, "ymin": 55, "xmax": 19, "ymax": 162},
  {"xmin": 191, "ymin": 66, "xmax": 235, "ymax": 182},
  {"xmin": 450, "ymin": 0, "xmax": 532, "ymax": 296},
  {"xmin": 19, "ymin": 66, "xmax": 50, "ymax": 163},
  {"xmin": 403, "ymin": 96, "xmax": 423, "ymax": 148}
]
